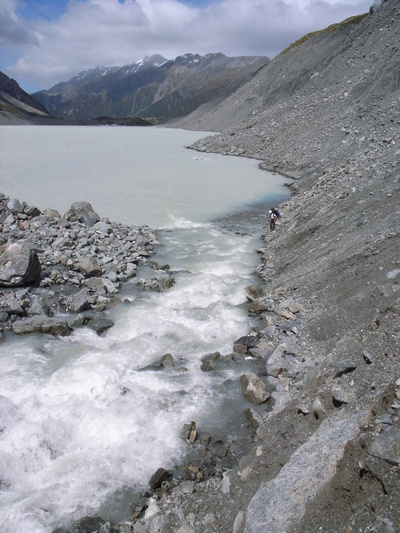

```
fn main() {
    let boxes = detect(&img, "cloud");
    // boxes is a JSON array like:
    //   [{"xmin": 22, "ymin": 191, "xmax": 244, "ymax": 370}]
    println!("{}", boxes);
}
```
[
  {"xmin": 0, "ymin": 0, "xmax": 39, "ymax": 46},
  {"xmin": 0, "ymin": 0, "xmax": 373, "ymax": 92}
]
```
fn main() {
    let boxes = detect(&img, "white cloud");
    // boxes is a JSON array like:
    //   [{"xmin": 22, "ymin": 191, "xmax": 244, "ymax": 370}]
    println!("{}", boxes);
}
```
[
  {"xmin": 0, "ymin": 0, "xmax": 373, "ymax": 92},
  {"xmin": 0, "ymin": 0, "xmax": 39, "ymax": 46}
]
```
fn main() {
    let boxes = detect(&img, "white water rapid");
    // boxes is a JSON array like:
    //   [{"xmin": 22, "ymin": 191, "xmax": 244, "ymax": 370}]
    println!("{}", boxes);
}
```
[{"xmin": 0, "ymin": 126, "xmax": 290, "ymax": 532}]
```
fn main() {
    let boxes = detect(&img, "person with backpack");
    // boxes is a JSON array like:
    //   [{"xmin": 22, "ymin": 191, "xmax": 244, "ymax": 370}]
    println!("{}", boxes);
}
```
[{"xmin": 268, "ymin": 208, "xmax": 280, "ymax": 231}]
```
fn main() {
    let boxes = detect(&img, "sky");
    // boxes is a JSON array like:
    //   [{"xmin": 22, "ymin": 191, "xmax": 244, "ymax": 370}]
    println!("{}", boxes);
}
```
[{"xmin": 0, "ymin": 0, "xmax": 373, "ymax": 93}]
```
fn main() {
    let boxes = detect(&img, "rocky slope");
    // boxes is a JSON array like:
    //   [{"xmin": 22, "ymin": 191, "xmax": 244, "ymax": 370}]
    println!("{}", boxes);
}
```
[
  {"xmin": 33, "ymin": 53, "xmax": 269, "ymax": 123},
  {"xmin": 0, "ymin": 71, "xmax": 53, "ymax": 124},
  {"xmin": 128, "ymin": 2, "xmax": 399, "ymax": 532}
]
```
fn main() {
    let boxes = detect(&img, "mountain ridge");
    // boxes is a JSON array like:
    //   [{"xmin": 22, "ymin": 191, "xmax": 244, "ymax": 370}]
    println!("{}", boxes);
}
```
[{"xmin": 33, "ymin": 53, "xmax": 269, "ymax": 123}]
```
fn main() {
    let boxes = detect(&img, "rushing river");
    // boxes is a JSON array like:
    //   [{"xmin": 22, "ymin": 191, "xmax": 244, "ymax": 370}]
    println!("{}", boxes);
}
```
[{"xmin": 0, "ymin": 126, "xmax": 290, "ymax": 532}]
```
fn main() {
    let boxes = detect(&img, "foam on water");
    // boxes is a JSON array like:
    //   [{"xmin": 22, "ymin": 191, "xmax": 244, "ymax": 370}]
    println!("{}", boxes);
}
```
[{"xmin": 0, "ymin": 221, "xmax": 264, "ymax": 532}]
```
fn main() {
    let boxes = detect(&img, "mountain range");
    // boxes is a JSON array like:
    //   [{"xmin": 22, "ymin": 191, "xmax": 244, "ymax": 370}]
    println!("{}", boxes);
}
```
[{"xmin": 32, "ymin": 53, "xmax": 269, "ymax": 123}]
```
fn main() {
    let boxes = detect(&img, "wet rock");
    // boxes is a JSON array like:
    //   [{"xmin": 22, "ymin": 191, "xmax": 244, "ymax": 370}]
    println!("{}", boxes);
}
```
[
  {"xmin": 71, "ymin": 310, "xmax": 97, "ymax": 328},
  {"xmin": 149, "ymin": 467, "xmax": 172, "ymax": 491},
  {"xmin": 12, "ymin": 315, "xmax": 70, "ymax": 336},
  {"xmin": 63, "ymin": 201, "xmax": 100, "ymax": 226},
  {"xmin": 247, "ymin": 298, "xmax": 274, "ymax": 314},
  {"xmin": 139, "ymin": 353, "xmax": 174, "ymax": 371},
  {"xmin": 245, "ymin": 407, "xmax": 263, "ymax": 429},
  {"xmin": 240, "ymin": 372, "xmax": 271, "ymax": 404},
  {"xmin": 74, "ymin": 516, "xmax": 106, "ymax": 533},
  {"xmin": 181, "ymin": 421, "xmax": 197, "ymax": 444},
  {"xmin": 86, "ymin": 317, "xmax": 114, "ymax": 335},
  {"xmin": 0, "ymin": 242, "xmax": 41, "ymax": 287},
  {"xmin": 200, "ymin": 351, "xmax": 221, "ymax": 371},
  {"xmin": 233, "ymin": 335, "xmax": 259, "ymax": 354}
]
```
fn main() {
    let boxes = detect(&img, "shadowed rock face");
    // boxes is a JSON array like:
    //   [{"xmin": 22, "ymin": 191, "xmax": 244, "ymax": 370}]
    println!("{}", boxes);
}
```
[{"xmin": 0, "ymin": 243, "xmax": 41, "ymax": 287}]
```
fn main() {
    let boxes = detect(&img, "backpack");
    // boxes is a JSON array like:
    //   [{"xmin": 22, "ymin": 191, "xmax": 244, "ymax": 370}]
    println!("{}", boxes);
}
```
[{"xmin": 272, "ymin": 208, "xmax": 280, "ymax": 219}]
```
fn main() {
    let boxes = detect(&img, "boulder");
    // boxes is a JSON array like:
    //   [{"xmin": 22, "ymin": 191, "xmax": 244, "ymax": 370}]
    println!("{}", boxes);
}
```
[
  {"xmin": 181, "ymin": 421, "xmax": 197, "ymax": 444},
  {"xmin": 86, "ymin": 317, "xmax": 114, "ymax": 335},
  {"xmin": 12, "ymin": 315, "xmax": 70, "ymax": 336},
  {"xmin": 28, "ymin": 295, "xmax": 51, "ymax": 316},
  {"xmin": 245, "ymin": 408, "xmax": 263, "ymax": 429},
  {"xmin": 63, "ymin": 201, "xmax": 100, "ymax": 226},
  {"xmin": 149, "ymin": 467, "xmax": 171, "ymax": 490},
  {"xmin": 42, "ymin": 208, "xmax": 61, "ymax": 218},
  {"xmin": 79, "ymin": 257, "xmax": 102, "ymax": 278},
  {"xmin": 7, "ymin": 198, "xmax": 24, "ymax": 214},
  {"xmin": 245, "ymin": 412, "xmax": 367, "ymax": 532},
  {"xmin": 67, "ymin": 288, "xmax": 93, "ymax": 313},
  {"xmin": 24, "ymin": 205, "xmax": 41, "ymax": 218},
  {"xmin": 84, "ymin": 277, "xmax": 105, "ymax": 292},
  {"xmin": 140, "ymin": 353, "xmax": 174, "ymax": 371},
  {"xmin": 240, "ymin": 373, "xmax": 270, "ymax": 404},
  {"xmin": 0, "ymin": 242, "xmax": 41, "ymax": 287},
  {"xmin": 200, "ymin": 351, "xmax": 221, "ymax": 372},
  {"xmin": 233, "ymin": 335, "xmax": 259, "ymax": 355}
]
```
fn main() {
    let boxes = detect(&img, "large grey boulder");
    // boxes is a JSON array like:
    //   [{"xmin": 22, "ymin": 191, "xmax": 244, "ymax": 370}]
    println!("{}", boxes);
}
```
[
  {"xmin": 245, "ymin": 411, "xmax": 367, "ymax": 533},
  {"xmin": 12, "ymin": 315, "xmax": 70, "ymax": 336},
  {"xmin": 7, "ymin": 198, "xmax": 24, "ymax": 213},
  {"xmin": 0, "ymin": 242, "xmax": 41, "ymax": 287},
  {"xmin": 63, "ymin": 201, "xmax": 100, "ymax": 226}
]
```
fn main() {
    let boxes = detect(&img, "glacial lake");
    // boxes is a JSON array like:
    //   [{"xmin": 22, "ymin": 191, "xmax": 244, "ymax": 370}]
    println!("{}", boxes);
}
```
[{"xmin": 0, "ymin": 125, "xmax": 288, "ymax": 228}]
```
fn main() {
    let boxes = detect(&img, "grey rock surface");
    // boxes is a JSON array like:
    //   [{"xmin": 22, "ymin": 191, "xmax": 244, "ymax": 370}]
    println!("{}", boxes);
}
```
[
  {"xmin": 0, "ymin": 242, "xmax": 41, "ymax": 287},
  {"xmin": 12, "ymin": 315, "xmax": 70, "ymax": 336}
]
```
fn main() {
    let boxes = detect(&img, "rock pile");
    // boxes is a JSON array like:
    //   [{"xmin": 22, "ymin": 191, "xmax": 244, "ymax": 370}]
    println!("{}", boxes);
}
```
[{"xmin": 0, "ymin": 194, "xmax": 159, "ymax": 337}]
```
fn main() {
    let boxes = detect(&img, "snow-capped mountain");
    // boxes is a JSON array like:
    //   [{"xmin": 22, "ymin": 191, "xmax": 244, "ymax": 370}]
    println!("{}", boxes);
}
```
[{"xmin": 33, "ymin": 53, "xmax": 269, "ymax": 123}]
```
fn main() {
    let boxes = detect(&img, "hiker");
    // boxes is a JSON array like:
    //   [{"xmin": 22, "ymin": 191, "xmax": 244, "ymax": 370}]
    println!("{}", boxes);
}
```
[{"xmin": 268, "ymin": 209, "xmax": 277, "ymax": 231}]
